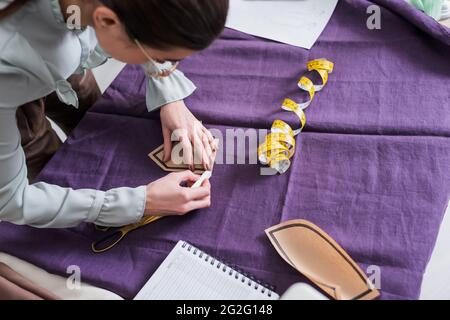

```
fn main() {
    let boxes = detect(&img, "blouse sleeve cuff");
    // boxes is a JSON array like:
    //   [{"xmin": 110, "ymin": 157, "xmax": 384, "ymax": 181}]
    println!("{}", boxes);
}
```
[
  {"xmin": 94, "ymin": 186, "xmax": 146, "ymax": 227},
  {"xmin": 146, "ymin": 69, "xmax": 197, "ymax": 112}
]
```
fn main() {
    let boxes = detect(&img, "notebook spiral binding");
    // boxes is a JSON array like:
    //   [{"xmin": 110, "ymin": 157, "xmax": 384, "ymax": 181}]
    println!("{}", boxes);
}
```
[{"xmin": 182, "ymin": 242, "xmax": 276, "ymax": 298}]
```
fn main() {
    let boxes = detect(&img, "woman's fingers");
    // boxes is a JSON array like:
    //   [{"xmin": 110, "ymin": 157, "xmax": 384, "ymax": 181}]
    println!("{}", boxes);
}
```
[
  {"xmin": 180, "ymin": 194, "xmax": 211, "ymax": 214},
  {"xmin": 201, "ymin": 126, "xmax": 217, "ymax": 153},
  {"xmin": 201, "ymin": 178, "xmax": 211, "ymax": 188},
  {"xmin": 195, "ymin": 125, "xmax": 216, "ymax": 170},
  {"xmin": 185, "ymin": 197, "xmax": 212, "ymax": 212},
  {"xmin": 177, "ymin": 173, "xmax": 210, "ymax": 199},
  {"xmin": 164, "ymin": 123, "xmax": 216, "ymax": 171},
  {"xmin": 177, "ymin": 174, "xmax": 211, "ymax": 213},
  {"xmin": 212, "ymin": 138, "xmax": 219, "ymax": 152},
  {"xmin": 185, "ymin": 185, "xmax": 210, "ymax": 201},
  {"xmin": 179, "ymin": 134, "xmax": 194, "ymax": 169},
  {"xmin": 162, "ymin": 127, "xmax": 173, "ymax": 162},
  {"xmin": 173, "ymin": 170, "xmax": 199, "ymax": 183},
  {"xmin": 190, "ymin": 129, "xmax": 206, "ymax": 170},
  {"xmin": 202, "ymin": 126, "xmax": 215, "ymax": 144},
  {"xmin": 200, "ymin": 131, "xmax": 213, "ymax": 170},
  {"xmin": 195, "ymin": 133, "xmax": 212, "ymax": 171}
]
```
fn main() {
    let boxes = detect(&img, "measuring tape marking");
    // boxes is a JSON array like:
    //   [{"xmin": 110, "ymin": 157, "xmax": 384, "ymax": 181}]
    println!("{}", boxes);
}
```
[{"xmin": 258, "ymin": 58, "xmax": 334, "ymax": 174}]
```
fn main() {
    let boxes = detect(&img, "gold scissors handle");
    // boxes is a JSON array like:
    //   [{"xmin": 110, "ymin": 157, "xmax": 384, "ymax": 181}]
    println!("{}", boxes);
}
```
[{"xmin": 92, "ymin": 216, "xmax": 162, "ymax": 253}]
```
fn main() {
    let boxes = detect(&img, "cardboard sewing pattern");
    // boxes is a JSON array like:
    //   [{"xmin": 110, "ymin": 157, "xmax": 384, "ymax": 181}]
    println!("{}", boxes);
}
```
[
  {"xmin": 266, "ymin": 219, "xmax": 380, "ymax": 300},
  {"xmin": 149, "ymin": 143, "xmax": 217, "ymax": 174}
]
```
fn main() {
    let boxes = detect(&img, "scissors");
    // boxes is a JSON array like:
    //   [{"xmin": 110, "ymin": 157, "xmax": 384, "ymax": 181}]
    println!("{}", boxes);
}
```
[
  {"xmin": 92, "ymin": 171, "xmax": 212, "ymax": 253},
  {"xmin": 92, "ymin": 216, "xmax": 163, "ymax": 253}
]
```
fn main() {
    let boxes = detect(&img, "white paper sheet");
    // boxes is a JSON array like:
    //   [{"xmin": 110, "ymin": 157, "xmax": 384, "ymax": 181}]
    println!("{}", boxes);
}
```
[{"xmin": 226, "ymin": 0, "xmax": 339, "ymax": 49}]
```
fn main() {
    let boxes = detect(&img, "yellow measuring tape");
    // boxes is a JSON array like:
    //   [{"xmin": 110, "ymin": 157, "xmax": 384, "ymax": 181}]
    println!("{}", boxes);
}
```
[{"xmin": 258, "ymin": 59, "xmax": 334, "ymax": 174}]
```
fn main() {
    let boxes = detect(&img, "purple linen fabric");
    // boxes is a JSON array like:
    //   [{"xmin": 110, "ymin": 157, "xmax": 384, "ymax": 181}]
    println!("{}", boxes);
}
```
[{"xmin": 0, "ymin": 0, "xmax": 449, "ymax": 300}]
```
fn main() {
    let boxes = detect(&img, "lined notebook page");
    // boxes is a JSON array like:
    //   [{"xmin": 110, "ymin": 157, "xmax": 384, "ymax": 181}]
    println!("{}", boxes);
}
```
[{"xmin": 135, "ymin": 241, "xmax": 279, "ymax": 300}]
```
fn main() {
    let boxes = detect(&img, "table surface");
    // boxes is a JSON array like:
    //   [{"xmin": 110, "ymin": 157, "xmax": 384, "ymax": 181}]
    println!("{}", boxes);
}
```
[
  {"xmin": 92, "ymin": 59, "xmax": 450, "ymax": 300},
  {"xmin": 1, "ymin": 55, "xmax": 447, "ymax": 300}
]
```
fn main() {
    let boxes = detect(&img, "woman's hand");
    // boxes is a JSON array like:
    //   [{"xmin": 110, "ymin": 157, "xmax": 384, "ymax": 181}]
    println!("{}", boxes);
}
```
[
  {"xmin": 145, "ymin": 171, "xmax": 211, "ymax": 216},
  {"xmin": 160, "ymin": 100, "xmax": 216, "ymax": 170}
]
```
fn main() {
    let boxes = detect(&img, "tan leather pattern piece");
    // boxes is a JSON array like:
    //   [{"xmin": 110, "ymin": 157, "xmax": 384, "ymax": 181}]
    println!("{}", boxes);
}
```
[
  {"xmin": 149, "ymin": 143, "xmax": 217, "ymax": 174},
  {"xmin": 266, "ymin": 219, "xmax": 380, "ymax": 300}
]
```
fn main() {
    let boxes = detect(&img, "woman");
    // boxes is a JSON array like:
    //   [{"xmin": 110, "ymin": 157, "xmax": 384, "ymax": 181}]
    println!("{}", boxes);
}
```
[{"xmin": 0, "ymin": 0, "xmax": 229, "ymax": 228}]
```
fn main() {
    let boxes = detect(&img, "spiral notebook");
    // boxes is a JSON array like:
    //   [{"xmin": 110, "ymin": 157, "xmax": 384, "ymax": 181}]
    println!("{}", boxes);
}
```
[{"xmin": 134, "ymin": 241, "xmax": 279, "ymax": 300}]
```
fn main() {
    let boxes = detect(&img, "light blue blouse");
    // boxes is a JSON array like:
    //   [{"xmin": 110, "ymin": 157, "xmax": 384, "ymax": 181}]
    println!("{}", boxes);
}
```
[{"xmin": 0, "ymin": 0, "xmax": 196, "ymax": 228}]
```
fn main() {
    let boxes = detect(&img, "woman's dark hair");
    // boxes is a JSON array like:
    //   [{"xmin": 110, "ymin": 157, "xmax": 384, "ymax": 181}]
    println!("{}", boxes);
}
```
[{"xmin": 99, "ymin": 0, "xmax": 229, "ymax": 51}]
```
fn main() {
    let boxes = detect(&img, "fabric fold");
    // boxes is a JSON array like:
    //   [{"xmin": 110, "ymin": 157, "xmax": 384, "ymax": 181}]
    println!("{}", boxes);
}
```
[
  {"xmin": 372, "ymin": 0, "xmax": 450, "ymax": 45},
  {"xmin": 0, "ymin": 262, "xmax": 60, "ymax": 300}
]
